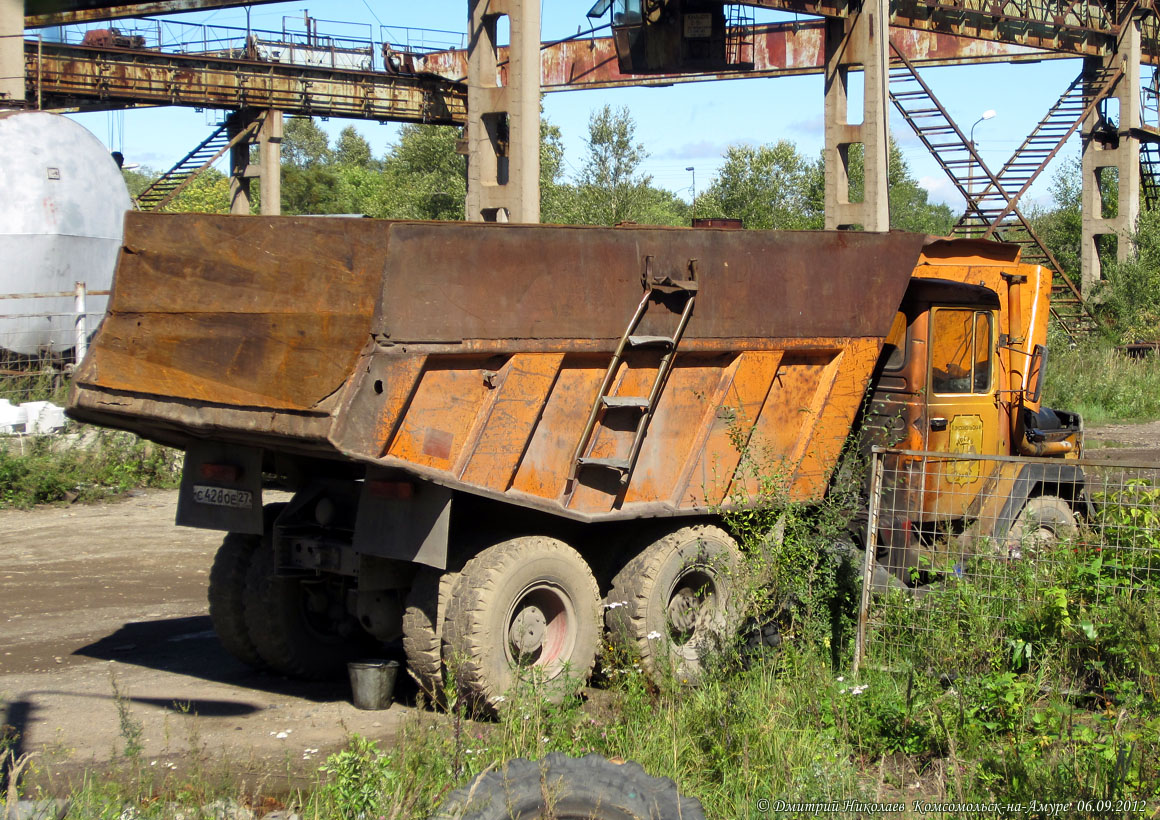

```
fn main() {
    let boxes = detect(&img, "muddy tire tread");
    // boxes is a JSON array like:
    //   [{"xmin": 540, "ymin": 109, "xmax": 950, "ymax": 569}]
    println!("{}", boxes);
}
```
[
  {"xmin": 444, "ymin": 536, "xmax": 600, "ymax": 711},
  {"xmin": 430, "ymin": 752, "xmax": 706, "ymax": 819},
  {"xmin": 605, "ymin": 524, "xmax": 742, "ymax": 679},
  {"xmin": 207, "ymin": 532, "xmax": 264, "ymax": 668},
  {"xmin": 403, "ymin": 566, "xmax": 458, "ymax": 702}
]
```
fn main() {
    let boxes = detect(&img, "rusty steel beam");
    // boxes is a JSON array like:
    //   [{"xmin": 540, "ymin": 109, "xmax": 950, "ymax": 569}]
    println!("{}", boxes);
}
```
[
  {"xmin": 25, "ymin": 0, "xmax": 284, "ymax": 27},
  {"xmin": 735, "ymin": 0, "xmax": 1160, "ymax": 58},
  {"xmin": 24, "ymin": 41, "xmax": 466, "ymax": 124},
  {"xmin": 409, "ymin": 23, "xmax": 1067, "ymax": 92}
]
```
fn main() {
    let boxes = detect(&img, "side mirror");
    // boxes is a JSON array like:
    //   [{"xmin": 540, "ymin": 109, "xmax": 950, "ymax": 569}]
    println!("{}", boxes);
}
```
[{"xmin": 1025, "ymin": 343, "xmax": 1048, "ymax": 403}]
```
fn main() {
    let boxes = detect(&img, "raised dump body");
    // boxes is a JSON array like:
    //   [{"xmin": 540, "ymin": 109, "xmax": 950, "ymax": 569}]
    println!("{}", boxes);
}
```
[{"xmin": 70, "ymin": 212, "xmax": 928, "ymax": 521}]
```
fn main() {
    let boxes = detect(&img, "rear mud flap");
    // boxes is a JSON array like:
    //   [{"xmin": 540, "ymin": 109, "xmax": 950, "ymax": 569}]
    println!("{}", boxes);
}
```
[{"xmin": 177, "ymin": 443, "xmax": 263, "ymax": 533}]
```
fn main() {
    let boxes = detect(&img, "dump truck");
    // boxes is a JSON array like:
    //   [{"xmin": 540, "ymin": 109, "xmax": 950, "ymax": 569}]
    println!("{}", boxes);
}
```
[{"xmin": 67, "ymin": 212, "xmax": 1083, "ymax": 706}]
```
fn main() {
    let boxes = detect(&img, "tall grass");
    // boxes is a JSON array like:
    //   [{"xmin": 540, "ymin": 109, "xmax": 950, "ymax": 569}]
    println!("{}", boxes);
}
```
[{"xmin": 1043, "ymin": 338, "xmax": 1160, "ymax": 425}]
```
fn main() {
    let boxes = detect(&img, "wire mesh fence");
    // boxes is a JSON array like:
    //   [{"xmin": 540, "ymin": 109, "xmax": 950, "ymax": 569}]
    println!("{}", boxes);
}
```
[
  {"xmin": 0, "ymin": 285, "xmax": 105, "ymax": 408},
  {"xmin": 856, "ymin": 447, "xmax": 1160, "ymax": 676}
]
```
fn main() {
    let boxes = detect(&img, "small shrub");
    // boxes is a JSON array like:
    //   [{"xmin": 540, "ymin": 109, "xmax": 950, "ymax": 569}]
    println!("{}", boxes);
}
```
[{"xmin": 0, "ymin": 428, "xmax": 180, "ymax": 509}]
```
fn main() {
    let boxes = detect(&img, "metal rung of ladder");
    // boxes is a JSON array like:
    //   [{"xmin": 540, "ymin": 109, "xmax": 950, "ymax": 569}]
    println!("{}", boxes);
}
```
[
  {"xmin": 627, "ymin": 335, "xmax": 674, "ymax": 348},
  {"xmin": 567, "ymin": 265, "xmax": 698, "ymax": 491},
  {"xmin": 576, "ymin": 456, "xmax": 631, "ymax": 470},
  {"xmin": 602, "ymin": 396, "xmax": 650, "ymax": 409}
]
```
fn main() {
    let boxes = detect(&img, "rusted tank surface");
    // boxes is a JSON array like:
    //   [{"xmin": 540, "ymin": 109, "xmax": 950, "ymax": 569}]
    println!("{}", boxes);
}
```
[{"xmin": 70, "ymin": 213, "xmax": 929, "ymax": 521}]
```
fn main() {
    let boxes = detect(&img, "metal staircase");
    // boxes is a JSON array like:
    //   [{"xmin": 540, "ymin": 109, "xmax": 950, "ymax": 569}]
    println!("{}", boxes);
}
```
[
  {"xmin": 135, "ymin": 121, "xmax": 231, "ymax": 211},
  {"xmin": 889, "ymin": 45, "xmax": 1121, "ymax": 336},
  {"xmin": 1140, "ymin": 141, "xmax": 1160, "ymax": 210},
  {"xmin": 567, "ymin": 260, "xmax": 698, "ymax": 499}
]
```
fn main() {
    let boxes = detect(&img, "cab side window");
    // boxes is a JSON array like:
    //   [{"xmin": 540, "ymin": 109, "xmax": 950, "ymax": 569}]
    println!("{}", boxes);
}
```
[
  {"xmin": 930, "ymin": 308, "xmax": 993, "ymax": 395},
  {"xmin": 882, "ymin": 311, "xmax": 908, "ymax": 371}
]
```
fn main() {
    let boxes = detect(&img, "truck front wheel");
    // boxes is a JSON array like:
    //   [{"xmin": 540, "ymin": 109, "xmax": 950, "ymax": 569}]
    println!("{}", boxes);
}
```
[
  {"xmin": 606, "ymin": 525, "xmax": 744, "ymax": 683},
  {"xmin": 1005, "ymin": 495, "xmax": 1079, "ymax": 559},
  {"xmin": 443, "ymin": 536, "xmax": 601, "ymax": 711}
]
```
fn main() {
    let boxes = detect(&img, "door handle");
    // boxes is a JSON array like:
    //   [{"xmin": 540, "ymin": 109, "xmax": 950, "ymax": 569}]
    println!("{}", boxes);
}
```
[{"xmin": 930, "ymin": 417, "xmax": 948, "ymax": 432}]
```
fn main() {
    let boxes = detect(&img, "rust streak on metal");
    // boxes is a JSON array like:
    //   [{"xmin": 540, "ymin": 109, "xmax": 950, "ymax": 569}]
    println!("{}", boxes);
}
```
[{"xmin": 412, "ymin": 23, "xmax": 1072, "ymax": 93}]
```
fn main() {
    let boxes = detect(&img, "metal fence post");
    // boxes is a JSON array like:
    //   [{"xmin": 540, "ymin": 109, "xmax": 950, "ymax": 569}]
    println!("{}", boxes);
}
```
[
  {"xmin": 74, "ymin": 281, "xmax": 87, "ymax": 364},
  {"xmin": 854, "ymin": 446, "xmax": 886, "ymax": 675}
]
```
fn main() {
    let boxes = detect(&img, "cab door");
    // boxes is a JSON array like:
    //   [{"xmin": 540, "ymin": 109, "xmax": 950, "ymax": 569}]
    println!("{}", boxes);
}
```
[{"xmin": 924, "ymin": 306, "xmax": 1000, "ymax": 518}]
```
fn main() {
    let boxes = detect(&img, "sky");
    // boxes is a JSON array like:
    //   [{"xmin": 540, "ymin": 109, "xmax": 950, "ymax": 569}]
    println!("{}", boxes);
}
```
[{"xmin": 53, "ymin": 0, "xmax": 1123, "ymax": 212}]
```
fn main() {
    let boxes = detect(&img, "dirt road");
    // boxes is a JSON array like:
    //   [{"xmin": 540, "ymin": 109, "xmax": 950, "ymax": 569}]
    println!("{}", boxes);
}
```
[
  {"xmin": 0, "ymin": 490, "xmax": 416, "ymax": 794},
  {"xmin": 1, "ymin": 422, "xmax": 1155, "ymax": 793}
]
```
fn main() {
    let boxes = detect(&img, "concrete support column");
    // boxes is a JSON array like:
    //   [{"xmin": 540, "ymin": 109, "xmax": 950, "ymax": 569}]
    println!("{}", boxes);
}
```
[
  {"xmin": 258, "ymin": 109, "xmax": 283, "ymax": 216},
  {"xmin": 1081, "ymin": 22, "xmax": 1142, "ymax": 292},
  {"xmin": 0, "ymin": 0, "xmax": 24, "ymax": 107},
  {"xmin": 227, "ymin": 109, "xmax": 283, "ymax": 215},
  {"xmin": 822, "ymin": 0, "xmax": 890, "ymax": 231},
  {"xmin": 465, "ymin": 0, "xmax": 540, "ymax": 223}
]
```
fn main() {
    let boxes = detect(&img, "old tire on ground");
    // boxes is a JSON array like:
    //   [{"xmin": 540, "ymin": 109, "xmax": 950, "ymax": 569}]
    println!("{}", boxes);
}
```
[
  {"xmin": 1005, "ymin": 495, "xmax": 1079, "ymax": 558},
  {"xmin": 443, "ymin": 536, "xmax": 601, "ymax": 710},
  {"xmin": 243, "ymin": 546, "xmax": 360, "ymax": 680},
  {"xmin": 402, "ymin": 566, "xmax": 459, "ymax": 703},
  {"xmin": 606, "ymin": 524, "xmax": 744, "ymax": 683},
  {"xmin": 208, "ymin": 531, "xmax": 265, "ymax": 668},
  {"xmin": 430, "ymin": 752, "xmax": 706, "ymax": 820}
]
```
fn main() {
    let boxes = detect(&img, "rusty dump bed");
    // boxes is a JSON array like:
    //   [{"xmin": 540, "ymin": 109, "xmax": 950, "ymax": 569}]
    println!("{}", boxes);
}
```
[{"xmin": 70, "ymin": 213, "xmax": 928, "ymax": 521}]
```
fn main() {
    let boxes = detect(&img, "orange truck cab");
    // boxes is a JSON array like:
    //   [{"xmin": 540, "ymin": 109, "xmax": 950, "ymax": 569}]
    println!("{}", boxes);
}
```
[{"xmin": 861, "ymin": 240, "xmax": 1084, "ymax": 581}]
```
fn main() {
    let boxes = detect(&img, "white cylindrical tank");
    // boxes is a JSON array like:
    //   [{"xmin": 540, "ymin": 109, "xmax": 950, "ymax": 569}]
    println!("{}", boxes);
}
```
[{"xmin": 0, "ymin": 111, "xmax": 131, "ymax": 355}]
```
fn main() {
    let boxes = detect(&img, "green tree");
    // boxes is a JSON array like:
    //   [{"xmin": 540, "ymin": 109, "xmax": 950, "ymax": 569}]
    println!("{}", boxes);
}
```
[
  {"xmin": 375, "ymin": 124, "xmax": 466, "ymax": 220},
  {"xmin": 166, "ymin": 168, "xmax": 232, "ymax": 214},
  {"xmin": 541, "ymin": 117, "xmax": 579, "ymax": 224},
  {"xmin": 698, "ymin": 141, "xmax": 823, "ymax": 229},
  {"xmin": 335, "ymin": 126, "xmax": 376, "ymax": 170},
  {"xmin": 1030, "ymin": 155, "xmax": 1083, "ymax": 280},
  {"xmin": 280, "ymin": 118, "xmax": 340, "ymax": 214},
  {"xmin": 574, "ymin": 105, "xmax": 660, "ymax": 225},
  {"xmin": 283, "ymin": 117, "xmax": 333, "ymax": 168},
  {"xmin": 885, "ymin": 143, "xmax": 955, "ymax": 235},
  {"xmin": 1091, "ymin": 206, "xmax": 1160, "ymax": 341}
]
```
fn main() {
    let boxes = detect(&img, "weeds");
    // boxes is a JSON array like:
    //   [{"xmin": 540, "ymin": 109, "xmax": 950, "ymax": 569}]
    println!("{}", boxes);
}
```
[
  {"xmin": 19, "ymin": 432, "xmax": 1160, "ymax": 818},
  {"xmin": 109, "ymin": 673, "xmax": 143, "ymax": 763},
  {"xmin": 0, "ymin": 428, "xmax": 180, "ymax": 509}
]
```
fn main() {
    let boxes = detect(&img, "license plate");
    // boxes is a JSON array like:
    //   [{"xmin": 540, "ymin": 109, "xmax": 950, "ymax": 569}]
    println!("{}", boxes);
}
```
[{"xmin": 193, "ymin": 484, "xmax": 253, "ymax": 510}]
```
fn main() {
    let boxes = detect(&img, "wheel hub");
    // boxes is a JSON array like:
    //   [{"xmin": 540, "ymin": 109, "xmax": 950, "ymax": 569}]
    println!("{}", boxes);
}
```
[{"xmin": 509, "ymin": 604, "xmax": 547, "ymax": 656}]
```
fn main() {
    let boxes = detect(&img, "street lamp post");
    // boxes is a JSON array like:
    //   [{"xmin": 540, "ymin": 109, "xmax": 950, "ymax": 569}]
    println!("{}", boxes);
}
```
[
  {"xmin": 968, "ymin": 109, "xmax": 997, "ymax": 208},
  {"xmin": 686, "ymin": 165, "xmax": 696, "ymax": 218}
]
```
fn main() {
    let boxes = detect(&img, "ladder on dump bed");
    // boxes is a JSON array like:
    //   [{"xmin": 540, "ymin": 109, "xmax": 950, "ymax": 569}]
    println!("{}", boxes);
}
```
[{"xmin": 567, "ymin": 259, "xmax": 698, "ymax": 495}]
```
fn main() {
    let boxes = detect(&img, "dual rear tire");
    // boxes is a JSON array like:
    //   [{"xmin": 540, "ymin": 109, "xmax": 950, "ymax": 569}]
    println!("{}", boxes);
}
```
[
  {"xmin": 207, "ymin": 503, "xmax": 365, "ymax": 680},
  {"xmin": 401, "ymin": 526, "xmax": 745, "ymax": 709},
  {"xmin": 211, "ymin": 514, "xmax": 747, "ymax": 700}
]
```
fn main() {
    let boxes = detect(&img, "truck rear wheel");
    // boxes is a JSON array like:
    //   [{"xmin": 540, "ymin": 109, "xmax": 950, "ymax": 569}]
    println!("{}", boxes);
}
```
[
  {"xmin": 430, "ymin": 752, "xmax": 706, "ymax": 819},
  {"xmin": 208, "ymin": 532, "xmax": 265, "ymax": 669},
  {"xmin": 402, "ymin": 566, "xmax": 459, "ymax": 703},
  {"xmin": 243, "ymin": 547, "xmax": 361, "ymax": 680},
  {"xmin": 606, "ymin": 525, "xmax": 744, "ymax": 683},
  {"xmin": 1005, "ymin": 495, "xmax": 1079, "ymax": 558},
  {"xmin": 443, "ymin": 536, "xmax": 601, "ymax": 710}
]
